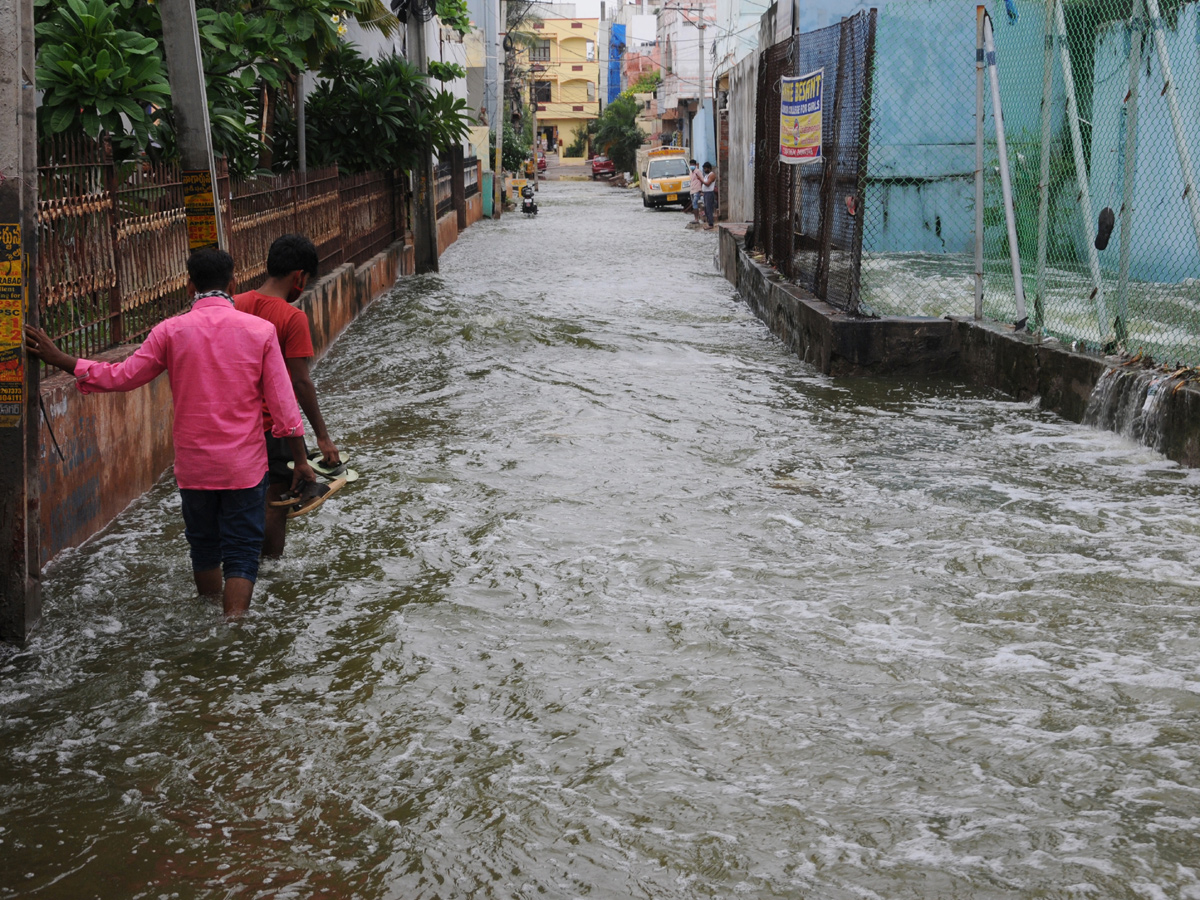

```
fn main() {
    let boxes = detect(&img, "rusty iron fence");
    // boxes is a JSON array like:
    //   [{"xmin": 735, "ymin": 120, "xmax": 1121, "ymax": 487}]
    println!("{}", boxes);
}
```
[
  {"xmin": 37, "ymin": 136, "xmax": 414, "ymax": 361},
  {"xmin": 338, "ymin": 170, "xmax": 399, "ymax": 271},
  {"xmin": 37, "ymin": 137, "xmax": 191, "ymax": 359},
  {"xmin": 464, "ymin": 157, "xmax": 480, "ymax": 198},
  {"xmin": 436, "ymin": 160, "xmax": 455, "ymax": 218},
  {"xmin": 752, "ymin": 10, "xmax": 877, "ymax": 312}
]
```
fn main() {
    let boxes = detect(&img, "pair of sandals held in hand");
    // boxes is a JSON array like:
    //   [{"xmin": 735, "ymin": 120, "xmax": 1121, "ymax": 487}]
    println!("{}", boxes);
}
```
[{"xmin": 270, "ymin": 454, "xmax": 351, "ymax": 519}]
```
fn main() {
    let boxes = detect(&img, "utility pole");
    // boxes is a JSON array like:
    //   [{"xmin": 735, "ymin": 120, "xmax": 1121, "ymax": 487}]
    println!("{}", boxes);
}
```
[
  {"xmin": 697, "ymin": 19, "xmax": 705, "ymax": 157},
  {"xmin": 0, "ymin": 0, "xmax": 42, "ymax": 642},
  {"xmin": 409, "ymin": 14, "xmax": 440, "ymax": 272},
  {"xmin": 297, "ymin": 73, "xmax": 307, "ymax": 176},
  {"xmin": 494, "ymin": 0, "xmax": 505, "ymax": 219},
  {"xmin": 160, "ymin": 0, "xmax": 225, "ymax": 249},
  {"xmin": 530, "ymin": 80, "xmax": 539, "ymax": 191}
]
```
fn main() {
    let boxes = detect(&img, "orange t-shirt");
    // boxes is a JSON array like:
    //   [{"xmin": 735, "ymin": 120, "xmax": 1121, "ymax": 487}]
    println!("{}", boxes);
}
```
[{"xmin": 234, "ymin": 289, "xmax": 313, "ymax": 430}]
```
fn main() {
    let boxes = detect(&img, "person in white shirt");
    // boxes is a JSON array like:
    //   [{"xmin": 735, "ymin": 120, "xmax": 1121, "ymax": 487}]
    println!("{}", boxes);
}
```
[{"xmin": 700, "ymin": 162, "xmax": 717, "ymax": 229}]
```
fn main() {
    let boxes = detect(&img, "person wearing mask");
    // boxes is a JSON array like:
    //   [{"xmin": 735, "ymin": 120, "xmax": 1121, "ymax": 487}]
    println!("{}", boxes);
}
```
[
  {"xmin": 701, "ymin": 162, "xmax": 718, "ymax": 230},
  {"xmin": 688, "ymin": 159, "xmax": 703, "ymax": 226},
  {"xmin": 24, "ymin": 249, "xmax": 315, "ymax": 619}
]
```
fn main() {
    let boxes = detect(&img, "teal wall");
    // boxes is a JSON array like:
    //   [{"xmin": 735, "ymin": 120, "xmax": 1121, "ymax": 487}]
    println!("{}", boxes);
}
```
[
  {"xmin": 1089, "ymin": 2, "xmax": 1200, "ymax": 282},
  {"xmin": 860, "ymin": 0, "xmax": 1058, "ymax": 255}
]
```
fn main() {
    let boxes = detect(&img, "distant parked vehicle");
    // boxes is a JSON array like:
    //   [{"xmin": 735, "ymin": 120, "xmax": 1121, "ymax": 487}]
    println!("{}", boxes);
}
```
[
  {"xmin": 521, "ymin": 183, "xmax": 538, "ymax": 216},
  {"xmin": 537, "ymin": 151, "xmax": 547, "ymax": 172},
  {"xmin": 590, "ymin": 155, "xmax": 616, "ymax": 180},
  {"xmin": 636, "ymin": 147, "xmax": 690, "ymax": 208}
]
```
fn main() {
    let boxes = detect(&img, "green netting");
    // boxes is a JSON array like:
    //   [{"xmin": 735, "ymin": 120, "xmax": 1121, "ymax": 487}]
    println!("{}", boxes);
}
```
[{"xmin": 860, "ymin": 0, "xmax": 1200, "ymax": 367}]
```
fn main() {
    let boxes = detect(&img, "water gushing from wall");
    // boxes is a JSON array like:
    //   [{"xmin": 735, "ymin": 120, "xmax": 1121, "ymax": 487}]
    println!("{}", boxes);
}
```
[{"xmin": 1083, "ymin": 366, "xmax": 1177, "ymax": 452}]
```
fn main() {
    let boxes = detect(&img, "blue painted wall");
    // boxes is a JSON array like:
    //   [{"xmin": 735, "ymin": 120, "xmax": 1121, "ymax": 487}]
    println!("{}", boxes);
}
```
[{"xmin": 861, "ymin": 0, "xmax": 1056, "ymax": 255}]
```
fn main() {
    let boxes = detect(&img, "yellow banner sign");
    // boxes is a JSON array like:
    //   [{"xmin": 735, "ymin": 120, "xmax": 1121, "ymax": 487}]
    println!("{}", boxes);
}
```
[
  {"xmin": 780, "ymin": 69, "xmax": 824, "ymax": 165},
  {"xmin": 183, "ymin": 169, "xmax": 220, "ymax": 251},
  {"xmin": 0, "ymin": 223, "xmax": 24, "ymax": 426}
]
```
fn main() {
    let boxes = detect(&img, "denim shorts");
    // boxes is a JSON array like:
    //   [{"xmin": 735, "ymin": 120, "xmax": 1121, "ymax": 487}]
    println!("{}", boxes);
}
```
[
  {"xmin": 179, "ymin": 473, "xmax": 269, "ymax": 582},
  {"xmin": 264, "ymin": 430, "xmax": 298, "ymax": 486}
]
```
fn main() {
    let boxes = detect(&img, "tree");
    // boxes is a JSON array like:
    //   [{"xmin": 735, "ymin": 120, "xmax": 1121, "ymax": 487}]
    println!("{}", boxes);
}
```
[
  {"xmin": 491, "ymin": 125, "xmax": 528, "ymax": 172},
  {"xmin": 591, "ymin": 92, "xmax": 644, "ymax": 173},
  {"xmin": 304, "ymin": 46, "xmax": 473, "ymax": 174},
  {"xmin": 34, "ymin": 0, "xmax": 402, "ymax": 175},
  {"xmin": 629, "ymin": 71, "xmax": 661, "ymax": 94}
]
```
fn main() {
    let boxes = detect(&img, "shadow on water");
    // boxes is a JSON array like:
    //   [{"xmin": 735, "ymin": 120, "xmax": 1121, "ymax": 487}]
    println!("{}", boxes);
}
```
[{"xmin": 5, "ymin": 182, "xmax": 1200, "ymax": 899}]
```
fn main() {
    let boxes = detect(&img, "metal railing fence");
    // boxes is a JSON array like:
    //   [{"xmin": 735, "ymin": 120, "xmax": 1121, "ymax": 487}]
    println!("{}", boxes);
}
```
[
  {"xmin": 435, "ymin": 159, "xmax": 455, "ymax": 218},
  {"xmin": 37, "ymin": 136, "xmax": 413, "ymax": 361},
  {"xmin": 464, "ymin": 157, "xmax": 480, "ymax": 198}
]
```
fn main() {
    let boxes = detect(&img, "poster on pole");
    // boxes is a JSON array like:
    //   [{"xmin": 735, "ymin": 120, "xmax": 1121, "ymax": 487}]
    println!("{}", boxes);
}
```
[
  {"xmin": 0, "ymin": 223, "xmax": 23, "ymax": 427},
  {"xmin": 182, "ymin": 170, "xmax": 220, "ymax": 251},
  {"xmin": 780, "ymin": 69, "xmax": 824, "ymax": 164}
]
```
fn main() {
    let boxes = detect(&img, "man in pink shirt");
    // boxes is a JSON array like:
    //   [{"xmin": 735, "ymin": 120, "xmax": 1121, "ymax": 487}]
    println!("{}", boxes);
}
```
[{"xmin": 25, "ymin": 249, "xmax": 316, "ymax": 619}]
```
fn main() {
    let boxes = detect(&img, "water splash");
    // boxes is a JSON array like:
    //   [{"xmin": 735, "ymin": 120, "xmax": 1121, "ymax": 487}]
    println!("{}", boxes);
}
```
[{"xmin": 1083, "ymin": 366, "xmax": 1176, "ymax": 452}]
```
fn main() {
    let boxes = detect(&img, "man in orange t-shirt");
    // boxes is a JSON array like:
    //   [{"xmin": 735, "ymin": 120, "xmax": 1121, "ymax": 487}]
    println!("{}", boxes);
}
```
[{"xmin": 235, "ymin": 234, "xmax": 340, "ymax": 557}]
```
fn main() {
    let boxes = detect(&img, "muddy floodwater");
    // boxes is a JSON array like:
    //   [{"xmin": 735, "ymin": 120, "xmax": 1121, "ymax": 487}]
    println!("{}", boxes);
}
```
[{"xmin": 4, "ymin": 182, "xmax": 1200, "ymax": 899}]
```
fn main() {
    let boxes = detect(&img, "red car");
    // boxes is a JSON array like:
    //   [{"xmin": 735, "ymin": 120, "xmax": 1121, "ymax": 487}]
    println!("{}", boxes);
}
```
[
  {"xmin": 537, "ymin": 151, "xmax": 547, "ymax": 171},
  {"xmin": 590, "ymin": 155, "xmax": 616, "ymax": 179}
]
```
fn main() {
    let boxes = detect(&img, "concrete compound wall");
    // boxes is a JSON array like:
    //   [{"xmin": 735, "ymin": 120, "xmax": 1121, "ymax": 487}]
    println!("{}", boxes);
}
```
[
  {"xmin": 36, "ymin": 237, "xmax": 418, "ymax": 567},
  {"xmin": 719, "ymin": 225, "xmax": 1200, "ymax": 468}
]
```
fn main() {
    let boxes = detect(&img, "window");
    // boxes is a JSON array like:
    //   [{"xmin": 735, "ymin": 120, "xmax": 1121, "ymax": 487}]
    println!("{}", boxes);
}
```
[
  {"xmin": 586, "ymin": 40, "xmax": 595, "ymax": 61},
  {"xmin": 533, "ymin": 81, "xmax": 552, "ymax": 103},
  {"xmin": 648, "ymin": 158, "xmax": 689, "ymax": 178},
  {"xmin": 587, "ymin": 81, "xmax": 595, "ymax": 101},
  {"xmin": 531, "ymin": 39, "xmax": 551, "ymax": 61}
]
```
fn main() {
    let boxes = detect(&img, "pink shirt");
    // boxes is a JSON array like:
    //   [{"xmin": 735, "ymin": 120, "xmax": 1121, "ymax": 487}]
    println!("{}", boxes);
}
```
[
  {"xmin": 73, "ymin": 296, "xmax": 304, "ymax": 490},
  {"xmin": 690, "ymin": 168, "xmax": 703, "ymax": 194}
]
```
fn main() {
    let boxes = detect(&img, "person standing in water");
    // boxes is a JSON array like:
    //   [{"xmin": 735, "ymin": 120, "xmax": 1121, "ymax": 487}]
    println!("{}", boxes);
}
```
[
  {"xmin": 24, "ymin": 248, "xmax": 315, "ymax": 618},
  {"xmin": 688, "ymin": 159, "xmax": 703, "ymax": 226},
  {"xmin": 701, "ymin": 162, "xmax": 718, "ymax": 230},
  {"xmin": 235, "ymin": 234, "xmax": 340, "ymax": 559}
]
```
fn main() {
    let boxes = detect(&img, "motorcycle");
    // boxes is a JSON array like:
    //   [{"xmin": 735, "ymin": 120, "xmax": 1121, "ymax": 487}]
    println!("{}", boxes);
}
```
[{"xmin": 520, "ymin": 184, "xmax": 538, "ymax": 217}]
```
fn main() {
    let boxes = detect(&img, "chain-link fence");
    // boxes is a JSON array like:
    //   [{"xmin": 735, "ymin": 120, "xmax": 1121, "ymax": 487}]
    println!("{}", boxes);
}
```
[
  {"xmin": 753, "ymin": 11, "xmax": 876, "ymax": 310},
  {"xmin": 858, "ymin": 0, "xmax": 1200, "ymax": 367},
  {"xmin": 858, "ymin": 0, "xmax": 978, "ymax": 321}
]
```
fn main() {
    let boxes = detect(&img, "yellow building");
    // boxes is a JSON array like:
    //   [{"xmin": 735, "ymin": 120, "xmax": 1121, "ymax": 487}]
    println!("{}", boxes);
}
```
[{"xmin": 521, "ymin": 17, "xmax": 600, "ymax": 157}]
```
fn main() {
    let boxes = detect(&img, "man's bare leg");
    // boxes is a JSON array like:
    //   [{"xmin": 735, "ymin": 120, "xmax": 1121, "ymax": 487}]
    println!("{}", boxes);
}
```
[
  {"xmin": 263, "ymin": 483, "xmax": 290, "ymax": 558},
  {"xmin": 223, "ymin": 577, "xmax": 254, "ymax": 619},
  {"xmin": 195, "ymin": 567, "xmax": 222, "ymax": 598}
]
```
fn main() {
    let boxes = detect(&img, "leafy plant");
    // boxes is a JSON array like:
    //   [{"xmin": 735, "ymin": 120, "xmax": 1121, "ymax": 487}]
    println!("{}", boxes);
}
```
[
  {"xmin": 490, "ymin": 126, "xmax": 530, "ymax": 172},
  {"xmin": 566, "ymin": 128, "xmax": 587, "ymax": 157},
  {"xmin": 590, "ymin": 91, "xmax": 644, "ymax": 172},
  {"xmin": 305, "ymin": 46, "xmax": 474, "ymax": 174},
  {"xmin": 435, "ymin": 0, "xmax": 472, "ymax": 35},
  {"xmin": 629, "ymin": 71, "xmax": 661, "ymax": 94},
  {"xmin": 35, "ymin": 0, "xmax": 171, "ymax": 150},
  {"xmin": 427, "ymin": 60, "xmax": 467, "ymax": 82}
]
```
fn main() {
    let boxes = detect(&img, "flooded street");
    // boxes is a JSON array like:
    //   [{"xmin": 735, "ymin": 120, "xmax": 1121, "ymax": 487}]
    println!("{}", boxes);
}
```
[{"xmin": 4, "ymin": 181, "xmax": 1200, "ymax": 899}]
